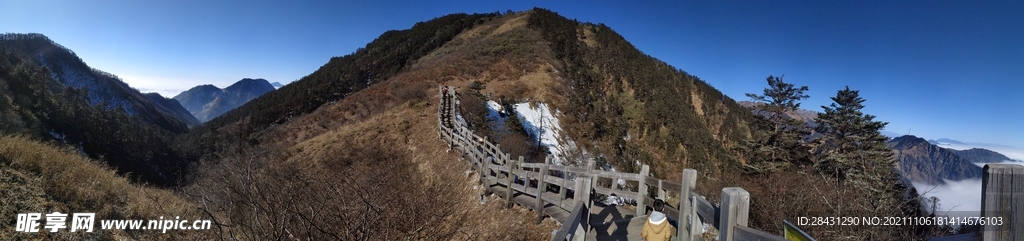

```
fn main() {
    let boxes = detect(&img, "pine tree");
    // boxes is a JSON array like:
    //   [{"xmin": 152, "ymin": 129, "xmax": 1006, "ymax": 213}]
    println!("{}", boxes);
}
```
[
  {"xmin": 813, "ymin": 86, "xmax": 892, "ymax": 180},
  {"xmin": 742, "ymin": 75, "xmax": 811, "ymax": 168}
]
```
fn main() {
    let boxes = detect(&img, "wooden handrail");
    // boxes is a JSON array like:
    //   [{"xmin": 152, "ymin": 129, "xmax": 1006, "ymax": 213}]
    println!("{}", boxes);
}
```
[
  {"xmin": 436, "ymin": 86, "xmax": 785, "ymax": 241},
  {"xmin": 551, "ymin": 200, "xmax": 588, "ymax": 241}
]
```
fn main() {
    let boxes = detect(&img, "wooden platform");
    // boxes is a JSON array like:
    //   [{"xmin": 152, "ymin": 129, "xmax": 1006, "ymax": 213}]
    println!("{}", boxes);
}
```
[
  {"xmin": 586, "ymin": 202, "xmax": 646, "ymax": 241},
  {"xmin": 486, "ymin": 183, "xmax": 574, "ymax": 223},
  {"xmin": 488, "ymin": 183, "xmax": 651, "ymax": 241}
]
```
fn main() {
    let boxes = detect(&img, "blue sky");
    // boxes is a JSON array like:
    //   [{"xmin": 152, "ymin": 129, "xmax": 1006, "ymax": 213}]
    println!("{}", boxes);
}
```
[{"xmin": 3, "ymin": 1, "xmax": 1022, "ymax": 147}]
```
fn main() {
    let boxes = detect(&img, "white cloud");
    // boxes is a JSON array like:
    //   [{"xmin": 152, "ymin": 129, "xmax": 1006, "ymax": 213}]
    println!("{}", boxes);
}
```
[
  {"xmin": 912, "ymin": 179, "xmax": 983, "ymax": 218},
  {"xmin": 913, "ymin": 161, "xmax": 1024, "ymax": 221},
  {"xmin": 118, "ymin": 74, "xmax": 222, "ymax": 98}
]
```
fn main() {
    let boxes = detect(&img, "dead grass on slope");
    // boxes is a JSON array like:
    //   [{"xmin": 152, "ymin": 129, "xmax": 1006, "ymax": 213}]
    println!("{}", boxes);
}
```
[
  {"xmin": 0, "ymin": 135, "xmax": 207, "ymax": 240},
  {"xmin": 197, "ymin": 14, "xmax": 575, "ymax": 239},
  {"xmin": 190, "ymin": 100, "xmax": 557, "ymax": 240}
]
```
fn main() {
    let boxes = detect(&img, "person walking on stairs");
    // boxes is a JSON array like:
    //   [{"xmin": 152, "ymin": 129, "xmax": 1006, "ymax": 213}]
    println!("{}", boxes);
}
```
[{"xmin": 641, "ymin": 199, "xmax": 675, "ymax": 241}]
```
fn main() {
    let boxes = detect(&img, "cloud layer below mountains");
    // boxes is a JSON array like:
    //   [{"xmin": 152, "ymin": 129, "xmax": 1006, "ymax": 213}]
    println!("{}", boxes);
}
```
[
  {"xmin": 912, "ymin": 178, "xmax": 983, "ymax": 218},
  {"xmin": 934, "ymin": 142, "xmax": 1024, "ymax": 162},
  {"xmin": 912, "ymin": 142, "xmax": 1023, "ymax": 220}
]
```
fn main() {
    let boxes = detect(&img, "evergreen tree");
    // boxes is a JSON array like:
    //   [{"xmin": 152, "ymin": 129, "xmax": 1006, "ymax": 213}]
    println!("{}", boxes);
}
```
[
  {"xmin": 742, "ymin": 75, "xmax": 811, "ymax": 167},
  {"xmin": 813, "ymin": 86, "xmax": 891, "ymax": 180}
]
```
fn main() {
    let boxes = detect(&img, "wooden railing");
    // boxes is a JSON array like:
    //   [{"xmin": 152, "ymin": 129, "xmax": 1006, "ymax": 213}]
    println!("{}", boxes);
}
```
[
  {"xmin": 439, "ymin": 87, "xmax": 1024, "ymax": 241},
  {"xmin": 979, "ymin": 164, "xmax": 1023, "ymax": 241},
  {"xmin": 552, "ymin": 201, "xmax": 589, "ymax": 241},
  {"xmin": 437, "ymin": 86, "xmax": 784, "ymax": 241}
]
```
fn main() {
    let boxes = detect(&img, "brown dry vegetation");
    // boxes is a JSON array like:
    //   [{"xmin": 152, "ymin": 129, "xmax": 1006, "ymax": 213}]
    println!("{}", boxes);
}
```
[
  {"xmin": 188, "ymin": 99, "xmax": 557, "ymax": 240},
  {"xmin": 181, "ymin": 12, "xmax": 566, "ymax": 240},
  {"xmin": 1, "ymin": 8, "xmax": 935, "ymax": 241},
  {"xmin": 0, "ymin": 135, "xmax": 207, "ymax": 240}
]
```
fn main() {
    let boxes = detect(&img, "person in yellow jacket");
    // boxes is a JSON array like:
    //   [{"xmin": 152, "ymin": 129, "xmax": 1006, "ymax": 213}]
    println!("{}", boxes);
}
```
[{"xmin": 641, "ymin": 199, "xmax": 675, "ymax": 241}]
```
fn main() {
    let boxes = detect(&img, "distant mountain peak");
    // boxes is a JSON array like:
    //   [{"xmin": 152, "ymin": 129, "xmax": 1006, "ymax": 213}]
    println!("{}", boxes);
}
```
[
  {"xmin": 270, "ymin": 82, "xmax": 284, "ymax": 89},
  {"xmin": 953, "ymin": 148, "xmax": 1018, "ymax": 164},
  {"xmin": 888, "ymin": 135, "xmax": 982, "ymax": 185},
  {"xmin": 891, "ymin": 134, "xmax": 928, "ymax": 146},
  {"xmin": 929, "ymin": 138, "xmax": 966, "ymax": 145},
  {"xmin": 173, "ymin": 78, "xmax": 276, "ymax": 123},
  {"xmin": 225, "ymin": 78, "xmax": 273, "ymax": 92}
]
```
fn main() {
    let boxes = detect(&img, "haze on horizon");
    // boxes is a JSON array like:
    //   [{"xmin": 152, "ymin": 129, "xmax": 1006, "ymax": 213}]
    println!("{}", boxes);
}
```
[{"xmin": 3, "ymin": 0, "xmax": 1021, "ymax": 147}]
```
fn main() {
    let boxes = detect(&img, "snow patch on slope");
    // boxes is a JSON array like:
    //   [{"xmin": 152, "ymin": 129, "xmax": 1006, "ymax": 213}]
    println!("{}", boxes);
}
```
[
  {"xmin": 516, "ymin": 102, "xmax": 568, "ymax": 165},
  {"xmin": 486, "ymin": 101, "xmax": 576, "ymax": 165}
]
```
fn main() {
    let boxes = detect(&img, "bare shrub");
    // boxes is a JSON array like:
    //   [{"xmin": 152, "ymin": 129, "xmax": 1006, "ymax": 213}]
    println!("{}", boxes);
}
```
[
  {"xmin": 458, "ymin": 87, "xmax": 493, "ymax": 137},
  {"xmin": 188, "ymin": 130, "xmax": 553, "ymax": 240},
  {"xmin": 391, "ymin": 80, "xmax": 430, "ymax": 104}
]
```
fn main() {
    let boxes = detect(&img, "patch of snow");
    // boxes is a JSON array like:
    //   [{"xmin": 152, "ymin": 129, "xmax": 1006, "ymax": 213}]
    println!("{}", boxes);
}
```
[
  {"xmin": 453, "ymin": 100, "xmax": 468, "ymax": 127},
  {"xmin": 486, "ymin": 101, "xmax": 503, "ymax": 119},
  {"xmin": 602, "ymin": 163, "xmax": 629, "ymax": 194},
  {"xmin": 48, "ymin": 130, "xmax": 65, "ymax": 143},
  {"xmin": 601, "ymin": 194, "xmax": 628, "ymax": 206},
  {"xmin": 485, "ymin": 101, "xmax": 507, "ymax": 133},
  {"xmin": 488, "ymin": 101, "xmax": 570, "ymax": 166}
]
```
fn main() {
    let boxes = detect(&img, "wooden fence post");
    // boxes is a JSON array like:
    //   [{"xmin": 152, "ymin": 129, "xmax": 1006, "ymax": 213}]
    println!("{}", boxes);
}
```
[
  {"xmin": 580, "ymin": 175, "xmax": 593, "ymax": 211},
  {"xmin": 537, "ymin": 157, "xmax": 550, "ymax": 223},
  {"xmin": 678, "ymin": 169, "xmax": 697, "ymax": 241},
  {"xmin": 637, "ymin": 164, "xmax": 650, "ymax": 217},
  {"xmin": 719, "ymin": 187, "xmax": 750, "ymax": 241},
  {"xmin": 688, "ymin": 195, "xmax": 700, "ymax": 241},
  {"xmin": 981, "ymin": 164, "xmax": 1023, "ymax": 241},
  {"xmin": 559, "ymin": 165, "xmax": 566, "ymax": 209},
  {"xmin": 479, "ymin": 153, "xmax": 490, "ymax": 192},
  {"xmin": 573, "ymin": 167, "xmax": 585, "ymax": 203},
  {"xmin": 584, "ymin": 160, "xmax": 595, "ymax": 210},
  {"xmin": 505, "ymin": 155, "xmax": 518, "ymax": 209},
  {"xmin": 657, "ymin": 179, "xmax": 666, "ymax": 200},
  {"xmin": 460, "ymin": 128, "xmax": 468, "ymax": 152}
]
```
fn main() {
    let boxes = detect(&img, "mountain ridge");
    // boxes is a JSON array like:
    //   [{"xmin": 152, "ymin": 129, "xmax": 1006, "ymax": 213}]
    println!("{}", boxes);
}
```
[
  {"xmin": 0, "ymin": 33, "xmax": 198, "ymax": 129},
  {"xmin": 953, "ymin": 148, "xmax": 1019, "ymax": 163},
  {"xmin": 134, "ymin": 9, "xmax": 926, "ymax": 239},
  {"xmin": 173, "ymin": 78, "xmax": 275, "ymax": 123},
  {"xmin": 888, "ymin": 135, "xmax": 983, "ymax": 185}
]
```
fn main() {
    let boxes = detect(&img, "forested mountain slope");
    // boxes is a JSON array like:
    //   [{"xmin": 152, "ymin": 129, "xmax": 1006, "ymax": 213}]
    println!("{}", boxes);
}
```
[
  {"xmin": 0, "ymin": 38, "xmax": 186, "ymax": 186},
  {"xmin": 0, "ymin": 33, "xmax": 199, "ymax": 129}
]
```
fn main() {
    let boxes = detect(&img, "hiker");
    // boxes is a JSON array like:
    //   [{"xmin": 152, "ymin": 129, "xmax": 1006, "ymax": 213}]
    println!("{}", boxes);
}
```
[
  {"xmin": 442, "ymin": 86, "xmax": 448, "ymax": 95},
  {"xmin": 641, "ymin": 199, "xmax": 675, "ymax": 241}
]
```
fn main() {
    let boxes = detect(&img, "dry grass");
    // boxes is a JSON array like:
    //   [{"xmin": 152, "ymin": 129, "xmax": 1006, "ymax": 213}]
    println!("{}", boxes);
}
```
[
  {"xmin": 0, "ymin": 135, "xmax": 207, "ymax": 240},
  {"xmin": 493, "ymin": 14, "xmax": 530, "ymax": 36},
  {"xmin": 180, "ymin": 11, "xmax": 610, "ymax": 240},
  {"xmin": 579, "ymin": 25, "xmax": 598, "ymax": 48},
  {"xmin": 189, "ymin": 84, "xmax": 558, "ymax": 239}
]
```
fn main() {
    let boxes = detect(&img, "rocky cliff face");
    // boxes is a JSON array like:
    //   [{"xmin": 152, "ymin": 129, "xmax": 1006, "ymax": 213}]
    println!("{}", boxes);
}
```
[{"xmin": 888, "ymin": 135, "xmax": 983, "ymax": 185}]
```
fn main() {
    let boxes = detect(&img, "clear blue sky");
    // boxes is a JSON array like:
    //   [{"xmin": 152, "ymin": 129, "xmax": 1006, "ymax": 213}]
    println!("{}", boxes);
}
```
[{"xmin": 3, "ymin": 1, "xmax": 1022, "ymax": 147}]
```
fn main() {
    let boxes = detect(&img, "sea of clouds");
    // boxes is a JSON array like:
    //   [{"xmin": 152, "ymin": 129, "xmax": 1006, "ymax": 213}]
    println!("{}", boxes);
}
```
[{"xmin": 911, "ymin": 142, "xmax": 1024, "ymax": 219}]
